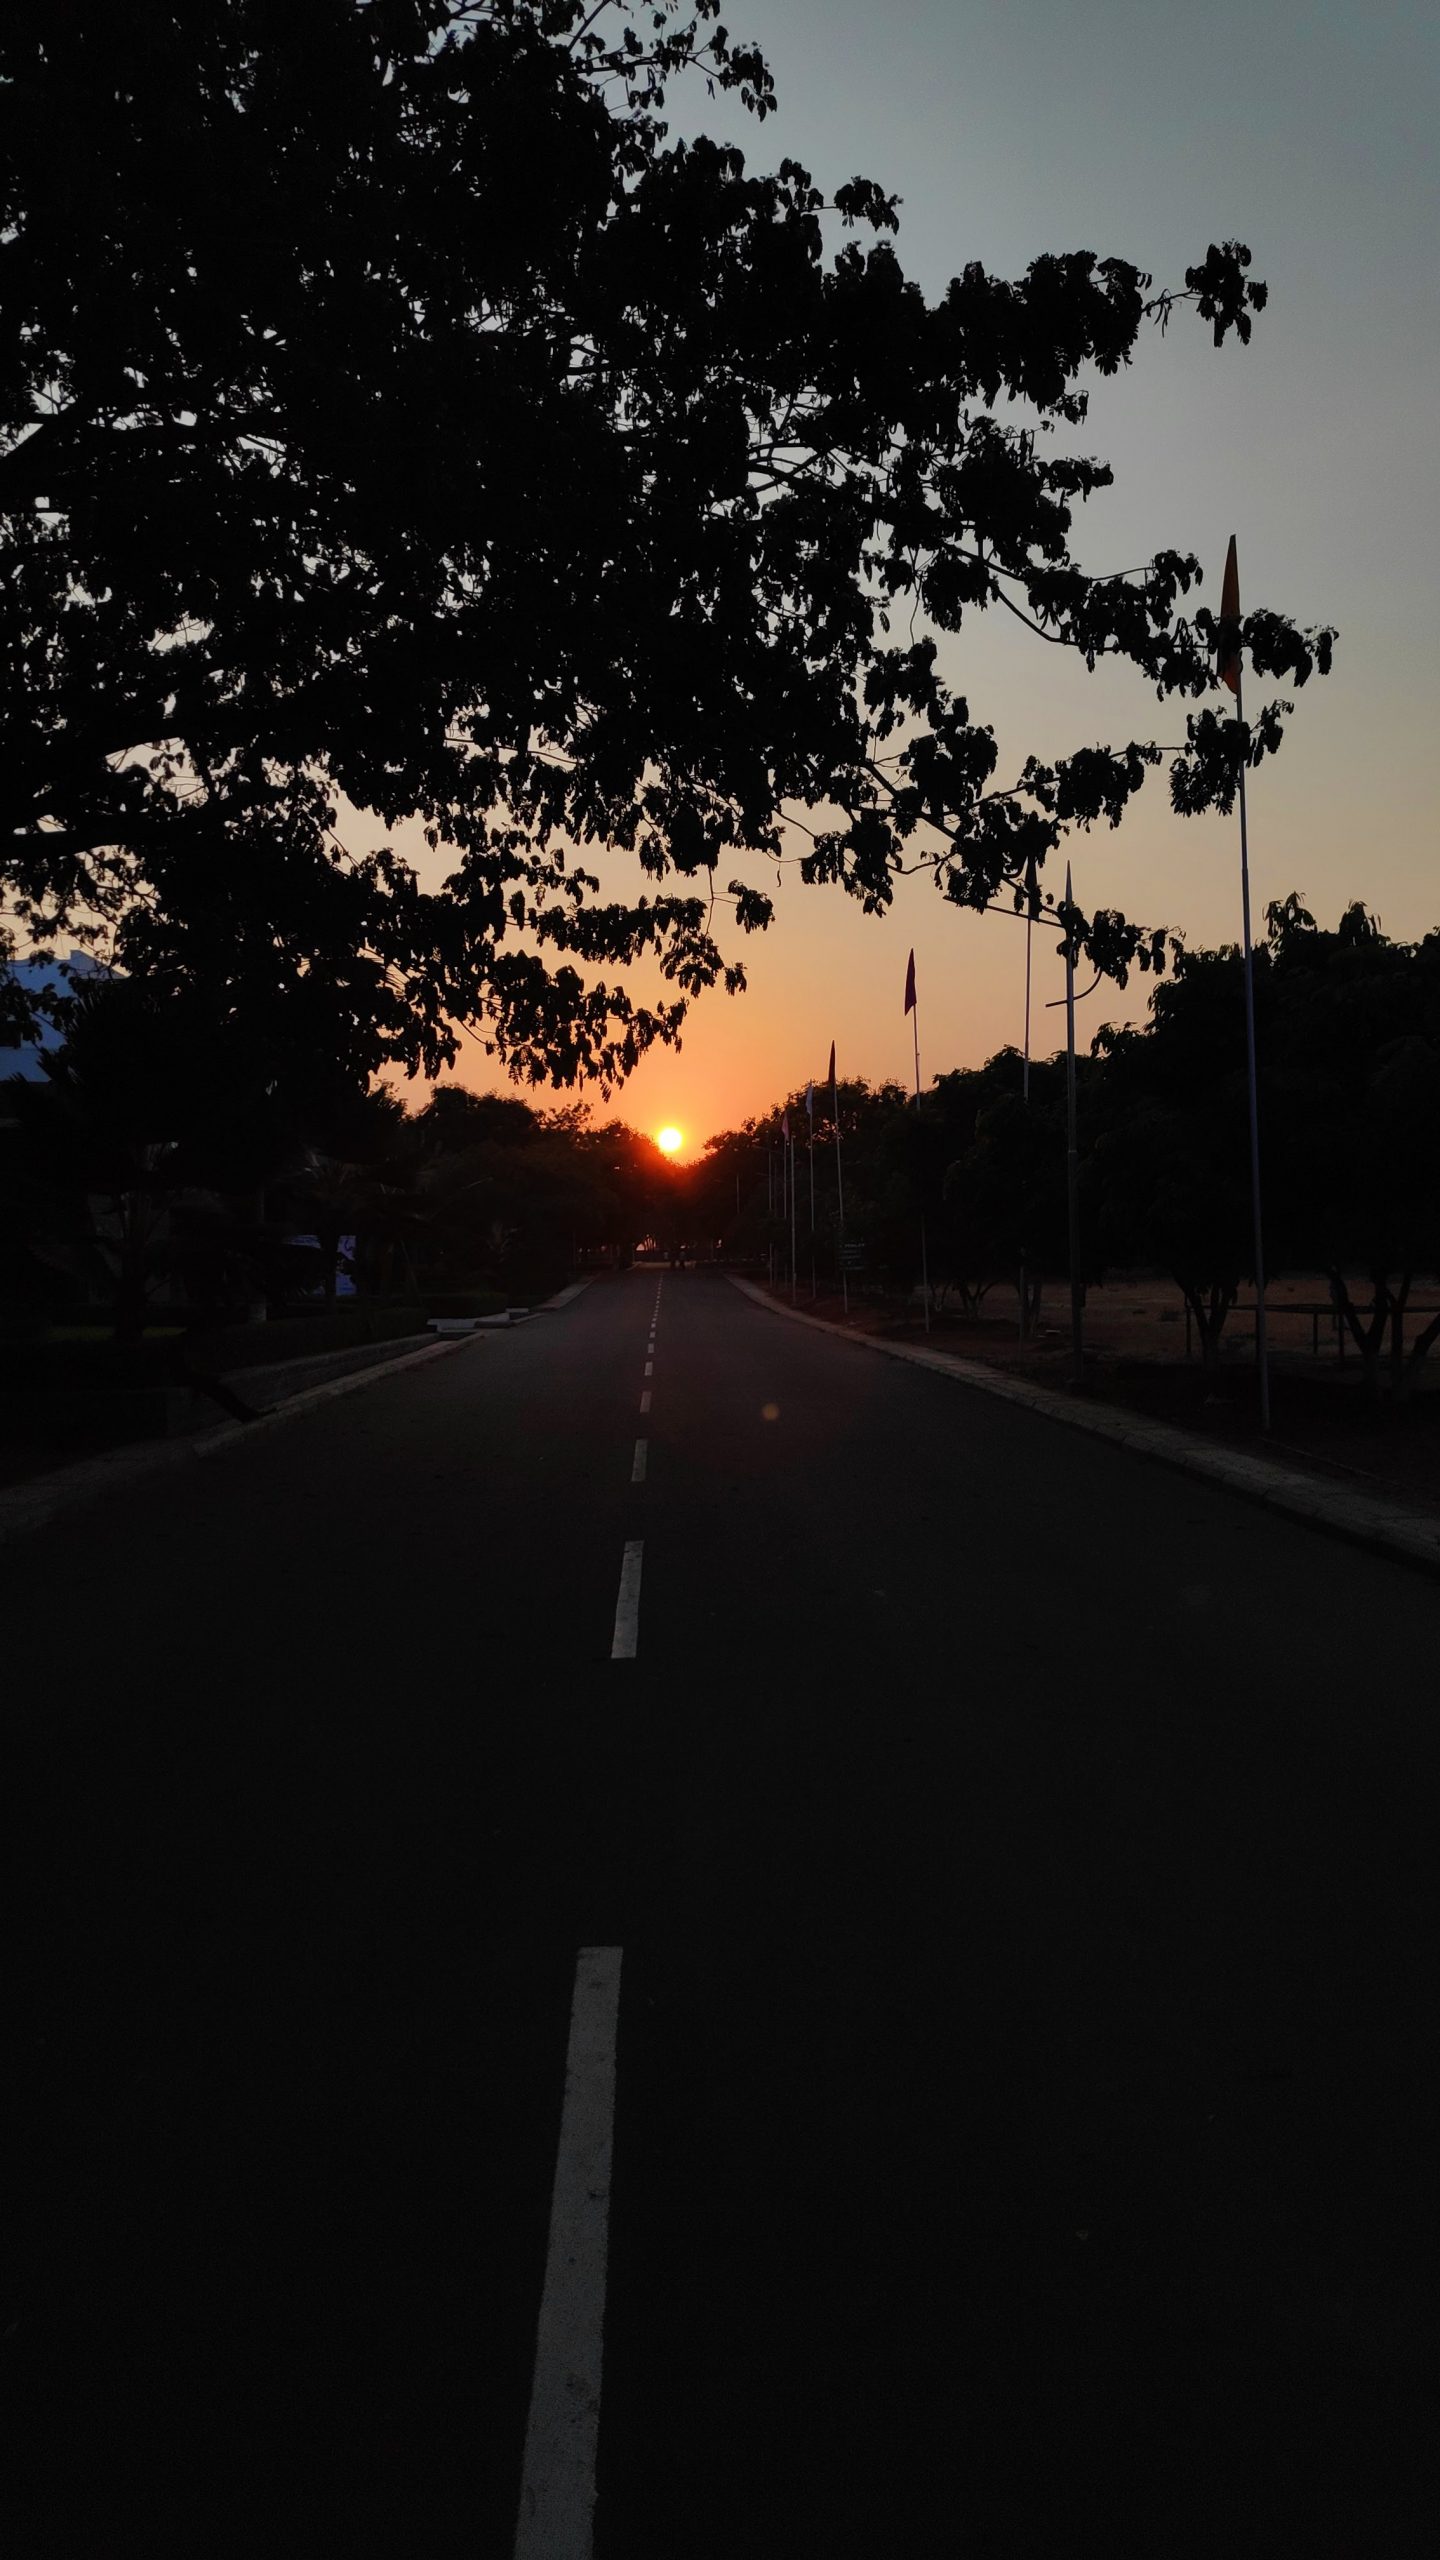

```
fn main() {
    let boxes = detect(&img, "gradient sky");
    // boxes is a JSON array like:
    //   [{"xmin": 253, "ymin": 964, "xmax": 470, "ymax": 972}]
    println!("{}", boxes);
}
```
[{"xmin": 422, "ymin": 0, "xmax": 1439, "ymax": 1152}]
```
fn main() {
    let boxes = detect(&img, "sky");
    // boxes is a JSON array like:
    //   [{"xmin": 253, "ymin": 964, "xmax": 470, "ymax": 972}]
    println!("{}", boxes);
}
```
[{"xmin": 432, "ymin": 0, "xmax": 1440, "ymax": 1153}]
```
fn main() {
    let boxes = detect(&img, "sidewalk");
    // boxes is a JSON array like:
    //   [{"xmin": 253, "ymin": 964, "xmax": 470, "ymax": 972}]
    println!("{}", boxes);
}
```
[
  {"xmin": 729, "ymin": 1276, "xmax": 1440, "ymax": 1586},
  {"xmin": 0, "ymin": 1278, "xmax": 593, "ymax": 1546},
  {"xmin": 0, "ymin": 1333, "xmax": 467, "ymax": 1545}
]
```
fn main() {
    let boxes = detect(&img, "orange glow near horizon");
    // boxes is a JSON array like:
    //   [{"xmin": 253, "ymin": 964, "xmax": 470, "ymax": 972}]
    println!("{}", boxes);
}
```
[{"xmin": 656, "ymin": 1124, "xmax": 683, "ymax": 1156}]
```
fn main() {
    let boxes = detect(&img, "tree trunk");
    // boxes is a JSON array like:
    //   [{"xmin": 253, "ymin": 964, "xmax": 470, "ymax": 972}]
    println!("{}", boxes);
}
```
[
  {"xmin": 1178, "ymin": 1279, "xmax": 1235, "ymax": 1372},
  {"xmin": 1389, "ymin": 1273, "xmax": 1412, "ymax": 1399},
  {"xmin": 111, "ymin": 1191, "xmax": 155, "ymax": 1345},
  {"xmin": 243, "ymin": 1185, "xmax": 268, "ymax": 1325},
  {"xmin": 1403, "ymin": 1306, "xmax": 1440, "ymax": 1398},
  {"xmin": 1329, "ymin": 1267, "xmax": 1390, "ymax": 1401},
  {"xmin": 320, "ymin": 1215, "xmax": 338, "ymax": 1308}
]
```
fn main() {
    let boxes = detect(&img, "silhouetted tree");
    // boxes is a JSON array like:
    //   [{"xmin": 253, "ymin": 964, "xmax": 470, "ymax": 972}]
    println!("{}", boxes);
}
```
[
  {"xmin": 2, "ymin": 1, "xmax": 1332, "ymax": 1084},
  {"xmin": 1090, "ymin": 950, "xmax": 1262, "ymax": 1368},
  {"xmin": 5, "ymin": 976, "xmax": 311, "ymax": 1337},
  {"xmin": 1263, "ymin": 901, "xmax": 1440, "ymax": 1397},
  {"xmin": 937, "ymin": 1051, "xmax": 1080, "ymax": 1327}
]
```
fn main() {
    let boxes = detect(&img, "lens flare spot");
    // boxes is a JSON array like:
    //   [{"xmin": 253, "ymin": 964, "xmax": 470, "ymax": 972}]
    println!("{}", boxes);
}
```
[{"xmin": 761, "ymin": 1402, "xmax": 780, "ymax": 1422}]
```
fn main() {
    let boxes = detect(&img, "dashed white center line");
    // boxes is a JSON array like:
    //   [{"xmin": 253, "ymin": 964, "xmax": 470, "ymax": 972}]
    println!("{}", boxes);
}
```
[
  {"xmin": 643, "ymin": 1359, "xmax": 653, "ymax": 1377},
  {"xmin": 610, "ymin": 1538, "xmax": 644, "ymax": 1659},
  {"xmin": 631, "ymin": 1439, "xmax": 648, "ymax": 1484},
  {"xmin": 639, "ymin": 1388, "xmax": 651, "ymax": 1413},
  {"xmin": 513, "ymin": 1947, "xmax": 623, "ymax": 2560}
]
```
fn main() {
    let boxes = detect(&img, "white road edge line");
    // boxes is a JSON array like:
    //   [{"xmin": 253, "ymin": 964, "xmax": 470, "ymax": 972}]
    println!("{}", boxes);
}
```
[
  {"xmin": 610, "ymin": 1538, "xmax": 644, "ymax": 1659},
  {"xmin": 513, "ymin": 1947, "xmax": 624, "ymax": 2560},
  {"xmin": 631, "ymin": 1439, "xmax": 648, "ymax": 1484},
  {"xmin": 639, "ymin": 1389, "xmax": 651, "ymax": 1414}
]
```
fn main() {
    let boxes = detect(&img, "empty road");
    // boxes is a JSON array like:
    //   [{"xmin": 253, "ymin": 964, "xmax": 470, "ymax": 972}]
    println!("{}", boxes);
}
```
[{"xmin": 5, "ymin": 1267, "xmax": 1438, "ymax": 2554}]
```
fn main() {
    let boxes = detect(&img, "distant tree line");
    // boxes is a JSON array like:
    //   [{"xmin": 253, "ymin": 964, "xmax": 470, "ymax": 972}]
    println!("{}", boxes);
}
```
[
  {"xmin": 690, "ymin": 899, "xmax": 1440, "ymax": 1403},
  {"xmin": 8, "ymin": 897, "xmax": 1436, "ymax": 1401}
]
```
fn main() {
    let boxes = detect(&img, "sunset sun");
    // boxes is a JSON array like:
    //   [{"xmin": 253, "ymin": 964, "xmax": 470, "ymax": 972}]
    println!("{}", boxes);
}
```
[{"xmin": 656, "ymin": 1125, "xmax": 683, "ymax": 1156}]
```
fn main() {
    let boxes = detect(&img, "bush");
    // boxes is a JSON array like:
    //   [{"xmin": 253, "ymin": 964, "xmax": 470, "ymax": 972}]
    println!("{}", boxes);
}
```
[
  {"xmin": 192, "ymin": 1304, "xmax": 427, "ymax": 1372},
  {"xmin": 423, "ymin": 1288, "xmax": 508, "ymax": 1319},
  {"xmin": 8, "ymin": 1303, "xmax": 426, "ymax": 1388}
]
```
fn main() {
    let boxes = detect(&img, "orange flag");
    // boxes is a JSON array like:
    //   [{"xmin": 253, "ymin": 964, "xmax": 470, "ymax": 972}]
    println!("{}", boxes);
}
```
[{"xmin": 1217, "ymin": 535, "xmax": 1241, "ymax": 695}]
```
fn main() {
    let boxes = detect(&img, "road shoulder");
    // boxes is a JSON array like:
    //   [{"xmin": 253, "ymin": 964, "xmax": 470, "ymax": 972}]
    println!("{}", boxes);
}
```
[{"xmin": 728, "ymin": 1274, "xmax": 1440, "ymax": 1585}]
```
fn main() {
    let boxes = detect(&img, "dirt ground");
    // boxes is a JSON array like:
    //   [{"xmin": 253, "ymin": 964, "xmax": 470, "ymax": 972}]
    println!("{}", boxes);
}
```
[{"xmin": 756, "ymin": 1270, "xmax": 1440, "ymax": 1522}]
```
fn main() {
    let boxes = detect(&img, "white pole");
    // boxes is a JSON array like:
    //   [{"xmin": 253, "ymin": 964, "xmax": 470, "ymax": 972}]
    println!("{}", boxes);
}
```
[
  {"xmin": 1065, "ymin": 862, "xmax": 1083, "ymax": 1388},
  {"xmin": 788, "ymin": 1126, "xmax": 797, "ymax": 1302},
  {"xmin": 832, "ymin": 1069, "xmax": 848, "ymax": 1316},
  {"xmin": 911, "ymin": 1002, "xmax": 931, "ymax": 1333},
  {"xmin": 1234, "ymin": 659, "xmax": 1271, "ymax": 1435},
  {"xmin": 1020, "ymin": 852, "xmax": 1035, "ymax": 1341},
  {"xmin": 1014, "ymin": 911, "xmax": 1024, "ymax": 1100},
  {"xmin": 808, "ymin": 1097, "xmax": 816, "ymax": 1296}
]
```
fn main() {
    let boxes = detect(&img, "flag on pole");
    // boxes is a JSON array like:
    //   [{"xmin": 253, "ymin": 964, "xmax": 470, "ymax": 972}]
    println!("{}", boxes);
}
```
[
  {"xmin": 1217, "ymin": 534, "xmax": 1241, "ymax": 695},
  {"xmin": 903, "ymin": 949, "xmax": 917, "ymax": 1014},
  {"xmin": 805, "ymin": 1080, "xmax": 814, "ymax": 1118},
  {"xmin": 828, "ymin": 1041, "xmax": 837, "ymax": 1120},
  {"xmin": 781, "ymin": 1109, "xmax": 790, "ymax": 1139}
]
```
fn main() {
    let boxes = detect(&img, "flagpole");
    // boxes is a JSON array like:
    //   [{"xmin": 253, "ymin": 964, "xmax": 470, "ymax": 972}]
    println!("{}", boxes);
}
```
[
  {"xmin": 1218, "ymin": 535, "xmax": 1271, "ymax": 1435},
  {"xmin": 1235, "ymin": 659, "xmax": 1271, "ymax": 1434},
  {"xmin": 806, "ymin": 1085, "xmax": 817, "ymax": 1296},
  {"xmin": 1064, "ymin": 862, "xmax": 1083, "ymax": 1389},
  {"xmin": 1019, "ymin": 851, "xmax": 1036, "ymax": 1344},
  {"xmin": 1014, "ymin": 880, "xmax": 1024, "ymax": 1100},
  {"xmin": 910, "ymin": 977, "xmax": 931, "ymax": 1334},
  {"xmin": 830, "ymin": 1043, "xmax": 848, "ymax": 1316},
  {"xmin": 789, "ymin": 1121, "xmax": 797, "ymax": 1303}
]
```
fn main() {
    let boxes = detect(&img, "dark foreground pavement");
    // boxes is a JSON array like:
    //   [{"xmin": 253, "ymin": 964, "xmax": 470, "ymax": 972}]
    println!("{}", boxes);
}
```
[{"xmin": 4, "ymin": 1268, "xmax": 1438, "ymax": 2555}]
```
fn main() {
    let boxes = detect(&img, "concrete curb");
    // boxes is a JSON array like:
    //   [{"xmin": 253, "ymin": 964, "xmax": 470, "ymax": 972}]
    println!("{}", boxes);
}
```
[
  {"xmin": 222, "ymin": 1331, "xmax": 435, "ymax": 1398},
  {"xmin": 0, "ymin": 1333, "xmax": 471, "ymax": 1546},
  {"xmin": 534, "ymin": 1278, "xmax": 595, "ymax": 1312},
  {"xmin": 194, "ymin": 1334, "xmax": 470, "ymax": 1456},
  {"xmin": 727, "ymin": 1275, "xmax": 1440, "ymax": 1586}
]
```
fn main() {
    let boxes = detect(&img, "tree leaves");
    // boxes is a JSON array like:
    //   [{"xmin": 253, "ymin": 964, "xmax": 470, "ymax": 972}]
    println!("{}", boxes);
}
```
[{"xmin": 0, "ymin": 1, "xmax": 1334, "ymax": 1088}]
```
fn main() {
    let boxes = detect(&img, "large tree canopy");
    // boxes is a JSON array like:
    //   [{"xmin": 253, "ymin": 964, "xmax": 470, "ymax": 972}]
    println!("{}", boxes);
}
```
[{"xmin": 1, "ymin": 0, "xmax": 1334, "ymax": 1083}]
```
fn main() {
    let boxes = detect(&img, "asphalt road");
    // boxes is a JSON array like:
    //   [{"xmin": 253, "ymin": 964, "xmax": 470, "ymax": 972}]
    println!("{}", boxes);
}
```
[{"xmin": 4, "ymin": 1267, "xmax": 1438, "ymax": 2555}]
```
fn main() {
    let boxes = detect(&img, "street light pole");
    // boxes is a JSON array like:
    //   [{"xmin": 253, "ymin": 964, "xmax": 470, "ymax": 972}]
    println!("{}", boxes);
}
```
[
  {"xmin": 1064, "ymin": 863, "xmax": 1083, "ymax": 1390},
  {"xmin": 1235, "ymin": 660, "xmax": 1272, "ymax": 1435},
  {"xmin": 1019, "ymin": 850, "xmax": 1036, "ymax": 1344}
]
